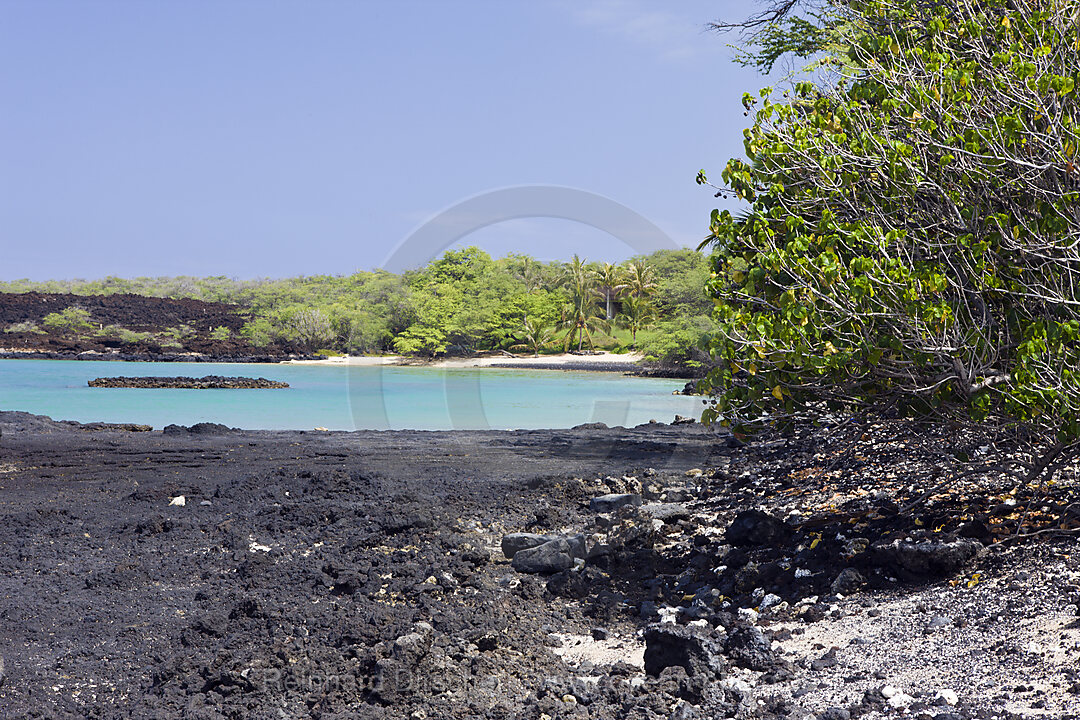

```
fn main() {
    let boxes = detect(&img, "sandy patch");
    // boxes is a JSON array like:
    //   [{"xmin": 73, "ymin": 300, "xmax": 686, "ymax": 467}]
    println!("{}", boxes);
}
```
[
  {"xmin": 284, "ymin": 355, "xmax": 404, "ymax": 366},
  {"xmin": 770, "ymin": 566, "xmax": 1080, "ymax": 715},
  {"xmin": 549, "ymin": 631, "xmax": 645, "ymax": 670},
  {"xmin": 431, "ymin": 352, "xmax": 643, "ymax": 369},
  {"xmin": 283, "ymin": 352, "xmax": 644, "ymax": 370}
]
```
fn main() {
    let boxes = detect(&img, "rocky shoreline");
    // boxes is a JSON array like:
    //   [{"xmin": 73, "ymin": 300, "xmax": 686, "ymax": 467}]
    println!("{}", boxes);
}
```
[
  {"xmin": 0, "ymin": 412, "xmax": 1077, "ymax": 719},
  {"xmin": 88, "ymin": 375, "xmax": 290, "ymax": 389}
]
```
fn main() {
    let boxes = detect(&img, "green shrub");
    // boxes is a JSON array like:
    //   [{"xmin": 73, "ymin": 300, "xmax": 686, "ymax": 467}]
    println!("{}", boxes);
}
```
[
  {"xmin": 699, "ymin": 0, "xmax": 1080, "ymax": 447},
  {"xmin": 4, "ymin": 321, "xmax": 45, "ymax": 334},
  {"xmin": 640, "ymin": 316, "xmax": 714, "ymax": 367},
  {"xmin": 42, "ymin": 306, "xmax": 92, "ymax": 333},
  {"xmin": 209, "ymin": 326, "xmax": 232, "ymax": 342}
]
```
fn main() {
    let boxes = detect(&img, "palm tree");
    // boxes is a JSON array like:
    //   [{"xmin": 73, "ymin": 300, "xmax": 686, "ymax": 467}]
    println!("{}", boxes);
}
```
[
  {"xmin": 511, "ymin": 315, "xmax": 554, "ymax": 356},
  {"xmin": 560, "ymin": 300, "xmax": 611, "ymax": 352},
  {"xmin": 593, "ymin": 262, "xmax": 628, "ymax": 320},
  {"xmin": 616, "ymin": 295, "xmax": 658, "ymax": 344},
  {"xmin": 560, "ymin": 255, "xmax": 608, "ymax": 351},
  {"xmin": 623, "ymin": 260, "xmax": 659, "ymax": 299},
  {"xmin": 509, "ymin": 255, "xmax": 543, "ymax": 292},
  {"xmin": 564, "ymin": 254, "xmax": 592, "ymax": 299}
]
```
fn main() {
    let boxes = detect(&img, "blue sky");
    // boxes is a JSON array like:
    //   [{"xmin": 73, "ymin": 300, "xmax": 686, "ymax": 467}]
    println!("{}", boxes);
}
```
[{"xmin": 0, "ymin": 1, "xmax": 771, "ymax": 280}]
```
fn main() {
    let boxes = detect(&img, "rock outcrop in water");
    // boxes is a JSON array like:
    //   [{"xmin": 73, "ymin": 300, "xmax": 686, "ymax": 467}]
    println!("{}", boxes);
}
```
[{"xmin": 88, "ymin": 375, "xmax": 289, "ymax": 389}]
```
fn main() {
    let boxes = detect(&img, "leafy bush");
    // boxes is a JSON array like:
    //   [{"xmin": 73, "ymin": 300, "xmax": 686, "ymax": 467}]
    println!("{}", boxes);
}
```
[
  {"xmin": 161, "ymin": 324, "xmax": 195, "ymax": 341},
  {"xmin": 209, "ymin": 326, "xmax": 232, "ymax": 342},
  {"xmin": 4, "ymin": 321, "xmax": 45, "ymax": 334},
  {"xmin": 700, "ymin": 0, "xmax": 1080, "ymax": 444},
  {"xmin": 42, "ymin": 306, "xmax": 92, "ymax": 333},
  {"xmin": 640, "ymin": 316, "xmax": 715, "ymax": 367},
  {"xmin": 96, "ymin": 325, "xmax": 153, "ymax": 344},
  {"xmin": 240, "ymin": 317, "xmax": 276, "ymax": 348}
]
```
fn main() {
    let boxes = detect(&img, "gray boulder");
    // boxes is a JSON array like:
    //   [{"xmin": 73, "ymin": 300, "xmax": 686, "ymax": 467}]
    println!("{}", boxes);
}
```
[
  {"xmin": 501, "ymin": 532, "xmax": 557, "ymax": 559},
  {"xmin": 502, "ymin": 532, "xmax": 586, "ymax": 561},
  {"xmin": 564, "ymin": 533, "xmax": 587, "ymax": 560},
  {"xmin": 590, "ymin": 493, "xmax": 642, "ymax": 513},
  {"xmin": 511, "ymin": 538, "xmax": 575, "ymax": 574}
]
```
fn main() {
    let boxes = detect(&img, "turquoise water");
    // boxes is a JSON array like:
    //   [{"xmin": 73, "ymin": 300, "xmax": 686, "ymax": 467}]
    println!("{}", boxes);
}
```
[{"xmin": 0, "ymin": 359, "xmax": 702, "ymax": 431}]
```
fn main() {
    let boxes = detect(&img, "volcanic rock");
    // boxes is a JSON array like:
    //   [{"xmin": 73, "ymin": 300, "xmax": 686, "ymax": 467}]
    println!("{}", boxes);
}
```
[
  {"xmin": 501, "ymin": 532, "xmax": 558, "ymax": 559},
  {"xmin": 89, "ymin": 375, "xmax": 289, "ymax": 389},
  {"xmin": 724, "ymin": 625, "xmax": 778, "ymax": 672},
  {"xmin": 869, "ymin": 538, "xmax": 983, "ymax": 579},
  {"xmin": 643, "ymin": 623, "xmax": 726, "ymax": 678},
  {"xmin": 163, "ymin": 422, "xmax": 237, "ymax": 436},
  {"xmin": 725, "ymin": 509, "xmax": 792, "ymax": 547},
  {"xmin": 511, "ymin": 538, "xmax": 575, "ymax": 574},
  {"xmin": 830, "ymin": 568, "xmax": 866, "ymax": 595},
  {"xmin": 590, "ymin": 493, "xmax": 642, "ymax": 513}
]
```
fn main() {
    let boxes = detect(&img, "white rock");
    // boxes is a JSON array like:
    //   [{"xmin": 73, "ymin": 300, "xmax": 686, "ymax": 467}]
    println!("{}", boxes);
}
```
[
  {"xmin": 935, "ymin": 689, "xmax": 959, "ymax": 706},
  {"xmin": 719, "ymin": 677, "xmax": 752, "ymax": 698},
  {"xmin": 168, "ymin": 495, "xmax": 186, "ymax": 507},
  {"xmin": 795, "ymin": 568, "xmax": 812, "ymax": 579},
  {"xmin": 1025, "ymin": 641, "xmax": 1043, "ymax": 654},
  {"xmin": 248, "ymin": 541, "xmax": 272, "ymax": 553},
  {"xmin": 887, "ymin": 692, "xmax": 914, "ymax": 709},
  {"xmin": 760, "ymin": 593, "xmax": 782, "ymax": 609},
  {"xmin": 738, "ymin": 608, "xmax": 760, "ymax": 624},
  {"xmin": 881, "ymin": 685, "xmax": 899, "ymax": 698},
  {"xmin": 199, "ymin": 500, "xmax": 212, "ymax": 506}
]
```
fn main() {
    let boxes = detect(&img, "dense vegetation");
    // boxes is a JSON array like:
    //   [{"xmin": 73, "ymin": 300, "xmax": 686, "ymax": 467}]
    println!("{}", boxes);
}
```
[
  {"xmin": 700, "ymin": 0, "xmax": 1080, "ymax": 453},
  {"xmin": 1, "ymin": 248, "xmax": 715, "ymax": 364}
]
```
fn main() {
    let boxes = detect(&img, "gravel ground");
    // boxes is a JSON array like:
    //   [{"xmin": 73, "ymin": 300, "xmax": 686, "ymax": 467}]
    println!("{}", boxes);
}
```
[{"xmin": 0, "ymin": 411, "xmax": 1077, "ymax": 719}]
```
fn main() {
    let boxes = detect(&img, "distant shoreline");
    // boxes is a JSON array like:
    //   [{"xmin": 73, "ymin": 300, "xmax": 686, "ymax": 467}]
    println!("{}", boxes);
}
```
[
  {"xmin": 284, "ymin": 351, "xmax": 647, "ymax": 373},
  {"xmin": 0, "ymin": 349, "xmax": 699, "ymax": 378}
]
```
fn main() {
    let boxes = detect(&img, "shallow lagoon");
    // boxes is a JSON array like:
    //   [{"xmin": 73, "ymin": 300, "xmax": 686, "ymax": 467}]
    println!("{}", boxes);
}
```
[{"xmin": 0, "ymin": 359, "xmax": 702, "ymax": 431}]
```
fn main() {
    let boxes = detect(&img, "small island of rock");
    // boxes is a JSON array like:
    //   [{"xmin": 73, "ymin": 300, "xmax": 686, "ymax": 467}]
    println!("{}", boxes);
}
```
[{"xmin": 88, "ymin": 375, "xmax": 289, "ymax": 389}]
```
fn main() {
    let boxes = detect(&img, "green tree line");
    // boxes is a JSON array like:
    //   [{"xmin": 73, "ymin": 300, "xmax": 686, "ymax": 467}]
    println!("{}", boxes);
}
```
[{"xmin": 1, "ymin": 248, "xmax": 715, "ymax": 363}]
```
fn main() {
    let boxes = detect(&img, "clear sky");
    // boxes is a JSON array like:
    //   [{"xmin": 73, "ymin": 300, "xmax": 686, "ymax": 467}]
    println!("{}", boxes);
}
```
[{"xmin": 0, "ymin": 1, "xmax": 771, "ymax": 280}]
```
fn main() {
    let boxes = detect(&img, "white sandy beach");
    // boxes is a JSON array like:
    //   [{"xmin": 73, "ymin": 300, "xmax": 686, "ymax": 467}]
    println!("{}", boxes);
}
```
[{"xmin": 285, "ymin": 351, "xmax": 645, "ymax": 369}]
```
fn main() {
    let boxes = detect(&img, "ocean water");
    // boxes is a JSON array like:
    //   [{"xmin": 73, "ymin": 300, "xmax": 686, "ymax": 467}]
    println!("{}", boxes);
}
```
[{"xmin": 0, "ymin": 359, "xmax": 703, "ymax": 431}]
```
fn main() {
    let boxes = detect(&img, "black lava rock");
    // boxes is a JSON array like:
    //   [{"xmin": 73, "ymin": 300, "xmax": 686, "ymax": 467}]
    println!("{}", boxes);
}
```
[
  {"xmin": 869, "ymin": 538, "xmax": 983, "ymax": 580},
  {"xmin": 643, "ymin": 624, "xmax": 727, "ymax": 678},
  {"xmin": 724, "ymin": 626, "xmax": 776, "ymax": 671},
  {"xmin": 830, "ymin": 568, "xmax": 866, "ymax": 595},
  {"xmin": 725, "ymin": 510, "xmax": 792, "ymax": 547}
]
